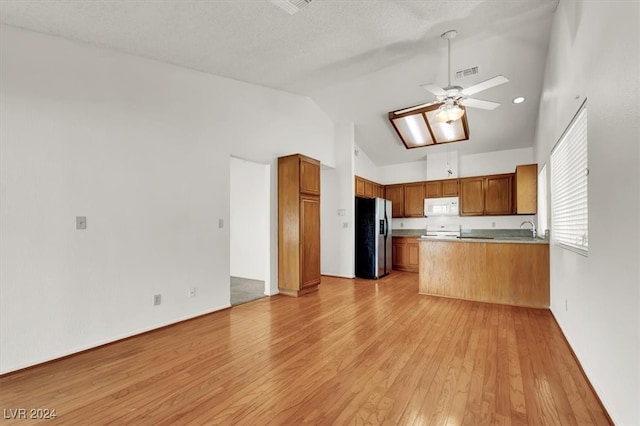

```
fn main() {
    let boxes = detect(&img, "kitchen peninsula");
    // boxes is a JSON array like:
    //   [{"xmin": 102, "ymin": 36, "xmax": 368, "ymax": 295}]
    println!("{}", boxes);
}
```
[{"xmin": 419, "ymin": 236, "xmax": 549, "ymax": 308}]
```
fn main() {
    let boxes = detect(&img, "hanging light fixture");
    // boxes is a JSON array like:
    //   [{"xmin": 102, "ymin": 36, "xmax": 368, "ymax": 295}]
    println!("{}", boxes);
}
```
[{"xmin": 435, "ymin": 99, "xmax": 465, "ymax": 124}]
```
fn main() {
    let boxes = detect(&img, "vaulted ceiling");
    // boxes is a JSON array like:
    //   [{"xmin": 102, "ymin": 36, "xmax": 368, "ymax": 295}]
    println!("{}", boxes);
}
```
[{"xmin": 0, "ymin": 0, "xmax": 558, "ymax": 166}]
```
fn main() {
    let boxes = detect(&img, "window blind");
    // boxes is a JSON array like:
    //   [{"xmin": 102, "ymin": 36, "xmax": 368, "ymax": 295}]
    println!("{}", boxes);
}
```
[{"xmin": 550, "ymin": 104, "xmax": 588, "ymax": 254}]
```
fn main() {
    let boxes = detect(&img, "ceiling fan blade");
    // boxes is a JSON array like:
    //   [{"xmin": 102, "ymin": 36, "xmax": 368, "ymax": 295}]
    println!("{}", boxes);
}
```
[
  {"xmin": 461, "ymin": 75, "xmax": 509, "ymax": 96},
  {"xmin": 393, "ymin": 101, "xmax": 439, "ymax": 115},
  {"xmin": 461, "ymin": 98, "xmax": 501, "ymax": 110},
  {"xmin": 420, "ymin": 83, "xmax": 447, "ymax": 97}
]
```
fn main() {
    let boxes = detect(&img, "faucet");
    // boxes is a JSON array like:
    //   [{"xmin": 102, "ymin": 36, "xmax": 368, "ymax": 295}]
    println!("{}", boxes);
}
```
[{"xmin": 520, "ymin": 220, "xmax": 537, "ymax": 239}]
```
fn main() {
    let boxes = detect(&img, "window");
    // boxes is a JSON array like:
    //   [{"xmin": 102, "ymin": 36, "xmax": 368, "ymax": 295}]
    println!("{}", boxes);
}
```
[{"xmin": 550, "ymin": 102, "xmax": 588, "ymax": 255}]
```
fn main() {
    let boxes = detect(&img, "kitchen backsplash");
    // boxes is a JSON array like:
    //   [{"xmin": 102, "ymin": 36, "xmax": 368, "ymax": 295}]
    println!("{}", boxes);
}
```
[{"xmin": 392, "ymin": 214, "xmax": 537, "ymax": 230}]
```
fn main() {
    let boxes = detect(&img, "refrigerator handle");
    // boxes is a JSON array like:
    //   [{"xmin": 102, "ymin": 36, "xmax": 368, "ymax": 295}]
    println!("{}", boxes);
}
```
[{"xmin": 384, "ymin": 207, "xmax": 389, "ymax": 237}]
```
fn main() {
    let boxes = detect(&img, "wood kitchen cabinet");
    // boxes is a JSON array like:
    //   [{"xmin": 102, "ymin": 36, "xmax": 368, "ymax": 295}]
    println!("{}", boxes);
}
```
[
  {"xmin": 355, "ymin": 176, "xmax": 384, "ymax": 199},
  {"xmin": 515, "ymin": 164, "xmax": 538, "ymax": 214},
  {"xmin": 385, "ymin": 184, "xmax": 405, "ymax": 217},
  {"xmin": 485, "ymin": 174, "xmax": 513, "ymax": 215},
  {"xmin": 300, "ymin": 156, "xmax": 320, "ymax": 196},
  {"xmin": 442, "ymin": 179, "xmax": 459, "ymax": 196},
  {"xmin": 460, "ymin": 174, "xmax": 513, "ymax": 216},
  {"xmin": 355, "ymin": 176, "xmax": 366, "ymax": 197},
  {"xmin": 364, "ymin": 180, "xmax": 374, "ymax": 198},
  {"xmin": 392, "ymin": 237, "xmax": 419, "ymax": 272},
  {"xmin": 278, "ymin": 154, "xmax": 321, "ymax": 296},
  {"xmin": 459, "ymin": 177, "xmax": 485, "ymax": 216},
  {"xmin": 404, "ymin": 182, "xmax": 425, "ymax": 217},
  {"xmin": 426, "ymin": 179, "xmax": 459, "ymax": 198}
]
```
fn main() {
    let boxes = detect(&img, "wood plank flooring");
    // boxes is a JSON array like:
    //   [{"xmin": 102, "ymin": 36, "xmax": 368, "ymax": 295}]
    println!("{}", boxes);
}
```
[{"xmin": 0, "ymin": 272, "xmax": 610, "ymax": 425}]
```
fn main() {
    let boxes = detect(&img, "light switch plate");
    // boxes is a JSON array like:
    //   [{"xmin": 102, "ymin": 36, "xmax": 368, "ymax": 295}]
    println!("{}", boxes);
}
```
[{"xmin": 76, "ymin": 216, "xmax": 87, "ymax": 230}]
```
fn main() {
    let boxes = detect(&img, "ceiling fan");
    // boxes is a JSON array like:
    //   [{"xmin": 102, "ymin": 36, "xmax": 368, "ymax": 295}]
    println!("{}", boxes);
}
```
[{"xmin": 395, "ymin": 30, "xmax": 509, "ymax": 123}]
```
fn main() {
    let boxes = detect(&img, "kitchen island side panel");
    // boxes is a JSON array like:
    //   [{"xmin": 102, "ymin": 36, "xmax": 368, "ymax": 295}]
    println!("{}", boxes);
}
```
[{"xmin": 419, "ymin": 240, "xmax": 549, "ymax": 308}]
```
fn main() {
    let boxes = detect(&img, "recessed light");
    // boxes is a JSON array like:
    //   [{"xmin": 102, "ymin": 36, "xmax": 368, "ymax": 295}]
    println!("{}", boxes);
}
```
[{"xmin": 513, "ymin": 96, "xmax": 525, "ymax": 104}]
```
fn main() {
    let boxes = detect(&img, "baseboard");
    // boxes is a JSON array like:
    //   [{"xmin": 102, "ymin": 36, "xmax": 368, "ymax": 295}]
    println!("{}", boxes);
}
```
[
  {"xmin": 321, "ymin": 274, "xmax": 355, "ymax": 279},
  {"xmin": 549, "ymin": 311, "xmax": 614, "ymax": 425}
]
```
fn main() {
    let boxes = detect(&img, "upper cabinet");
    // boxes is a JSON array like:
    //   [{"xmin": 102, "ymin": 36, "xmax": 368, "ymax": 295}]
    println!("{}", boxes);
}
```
[
  {"xmin": 460, "ymin": 174, "xmax": 513, "ymax": 216},
  {"xmin": 515, "ymin": 164, "xmax": 538, "ymax": 214},
  {"xmin": 485, "ymin": 175, "xmax": 513, "ymax": 215},
  {"xmin": 355, "ymin": 176, "xmax": 365, "ymax": 196},
  {"xmin": 385, "ymin": 184, "xmax": 405, "ymax": 217},
  {"xmin": 363, "ymin": 164, "xmax": 536, "ymax": 218},
  {"xmin": 355, "ymin": 176, "xmax": 384, "ymax": 199},
  {"xmin": 404, "ymin": 182, "xmax": 425, "ymax": 217},
  {"xmin": 459, "ymin": 177, "xmax": 485, "ymax": 216},
  {"xmin": 442, "ymin": 179, "xmax": 459, "ymax": 197},
  {"xmin": 300, "ymin": 156, "xmax": 320, "ymax": 195},
  {"xmin": 426, "ymin": 178, "xmax": 459, "ymax": 198}
]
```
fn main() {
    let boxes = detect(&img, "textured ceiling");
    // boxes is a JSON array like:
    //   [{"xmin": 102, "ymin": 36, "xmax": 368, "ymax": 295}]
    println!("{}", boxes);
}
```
[{"xmin": 0, "ymin": 0, "xmax": 559, "ymax": 166}]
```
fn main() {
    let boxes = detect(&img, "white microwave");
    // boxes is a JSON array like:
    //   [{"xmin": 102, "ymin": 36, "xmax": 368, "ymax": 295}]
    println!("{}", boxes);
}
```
[{"xmin": 424, "ymin": 197, "xmax": 459, "ymax": 216}]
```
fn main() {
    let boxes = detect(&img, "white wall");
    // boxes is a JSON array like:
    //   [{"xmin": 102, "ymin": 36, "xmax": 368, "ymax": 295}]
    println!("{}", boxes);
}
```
[
  {"xmin": 533, "ymin": 1, "xmax": 639, "ymax": 423},
  {"xmin": 321, "ymin": 123, "xmax": 356, "ymax": 278},
  {"xmin": 379, "ymin": 151, "xmax": 459, "ymax": 184},
  {"xmin": 459, "ymin": 147, "xmax": 533, "ymax": 177},
  {"xmin": 230, "ymin": 157, "xmax": 269, "ymax": 283},
  {"xmin": 353, "ymin": 143, "xmax": 380, "ymax": 182},
  {"xmin": 0, "ymin": 25, "xmax": 335, "ymax": 374},
  {"xmin": 379, "ymin": 148, "xmax": 531, "ymax": 185}
]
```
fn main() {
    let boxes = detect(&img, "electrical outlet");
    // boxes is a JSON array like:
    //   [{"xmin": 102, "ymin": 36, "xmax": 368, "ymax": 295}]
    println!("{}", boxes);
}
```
[
  {"xmin": 189, "ymin": 287, "xmax": 196, "ymax": 298},
  {"xmin": 218, "ymin": 219, "xmax": 224, "ymax": 228},
  {"xmin": 343, "ymin": 222, "xmax": 348, "ymax": 228},
  {"xmin": 154, "ymin": 294, "xmax": 162, "ymax": 306}
]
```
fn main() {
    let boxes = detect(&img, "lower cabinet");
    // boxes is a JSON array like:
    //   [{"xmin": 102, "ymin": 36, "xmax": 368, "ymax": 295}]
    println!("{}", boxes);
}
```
[{"xmin": 392, "ymin": 237, "xmax": 419, "ymax": 272}]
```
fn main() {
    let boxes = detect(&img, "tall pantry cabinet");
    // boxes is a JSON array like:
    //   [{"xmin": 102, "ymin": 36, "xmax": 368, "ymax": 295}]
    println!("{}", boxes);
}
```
[{"xmin": 278, "ymin": 154, "xmax": 321, "ymax": 296}]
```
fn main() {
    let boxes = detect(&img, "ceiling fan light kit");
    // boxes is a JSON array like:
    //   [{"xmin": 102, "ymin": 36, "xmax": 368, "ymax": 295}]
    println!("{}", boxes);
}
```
[
  {"xmin": 389, "ymin": 29, "xmax": 509, "ymax": 149},
  {"xmin": 435, "ymin": 99, "xmax": 465, "ymax": 124}
]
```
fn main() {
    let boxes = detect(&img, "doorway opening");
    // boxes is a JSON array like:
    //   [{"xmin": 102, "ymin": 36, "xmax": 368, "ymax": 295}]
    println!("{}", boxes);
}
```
[{"xmin": 229, "ymin": 156, "xmax": 270, "ymax": 306}]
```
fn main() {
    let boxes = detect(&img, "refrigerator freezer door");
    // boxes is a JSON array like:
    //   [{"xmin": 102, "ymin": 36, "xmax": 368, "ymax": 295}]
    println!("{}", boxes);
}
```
[{"xmin": 355, "ymin": 197, "xmax": 377, "ymax": 279}]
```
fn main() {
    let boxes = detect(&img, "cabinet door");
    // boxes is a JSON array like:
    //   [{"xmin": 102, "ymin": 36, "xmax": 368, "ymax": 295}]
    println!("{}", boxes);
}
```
[
  {"xmin": 393, "ymin": 239, "xmax": 408, "ymax": 268},
  {"xmin": 515, "ymin": 164, "xmax": 537, "ymax": 214},
  {"xmin": 442, "ymin": 179, "xmax": 459, "ymax": 196},
  {"xmin": 300, "ymin": 196, "xmax": 321, "ymax": 288},
  {"xmin": 485, "ymin": 175, "xmax": 513, "ymax": 215},
  {"xmin": 404, "ymin": 183, "xmax": 425, "ymax": 217},
  {"xmin": 376, "ymin": 185, "xmax": 385, "ymax": 198},
  {"xmin": 425, "ymin": 181, "xmax": 443, "ymax": 198},
  {"xmin": 355, "ymin": 177, "xmax": 365, "ymax": 197},
  {"xmin": 364, "ymin": 180, "xmax": 374, "ymax": 198},
  {"xmin": 459, "ymin": 178, "xmax": 485, "ymax": 216},
  {"xmin": 385, "ymin": 185, "xmax": 405, "ymax": 217},
  {"xmin": 300, "ymin": 157, "xmax": 320, "ymax": 195}
]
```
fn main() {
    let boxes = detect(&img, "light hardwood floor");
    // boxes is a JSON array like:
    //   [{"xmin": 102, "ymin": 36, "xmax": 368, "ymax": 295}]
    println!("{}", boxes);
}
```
[{"xmin": 0, "ymin": 272, "xmax": 610, "ymax": 425}]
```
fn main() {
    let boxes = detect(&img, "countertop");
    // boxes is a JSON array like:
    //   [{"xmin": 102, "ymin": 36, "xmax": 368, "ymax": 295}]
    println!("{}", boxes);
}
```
[
  {"xmin": 392, "ymin": 229, "xmax": 549, "ymax": 245},
  {"xmin": 418, "ymin": 236, "xmax": 549, "ymax": 245}
]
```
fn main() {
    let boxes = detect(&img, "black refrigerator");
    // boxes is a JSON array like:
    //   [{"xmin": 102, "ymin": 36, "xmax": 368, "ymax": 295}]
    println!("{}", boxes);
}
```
[{"xmin": 355, "ymin": 197, "xmax": 392, "ymax": 279}]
